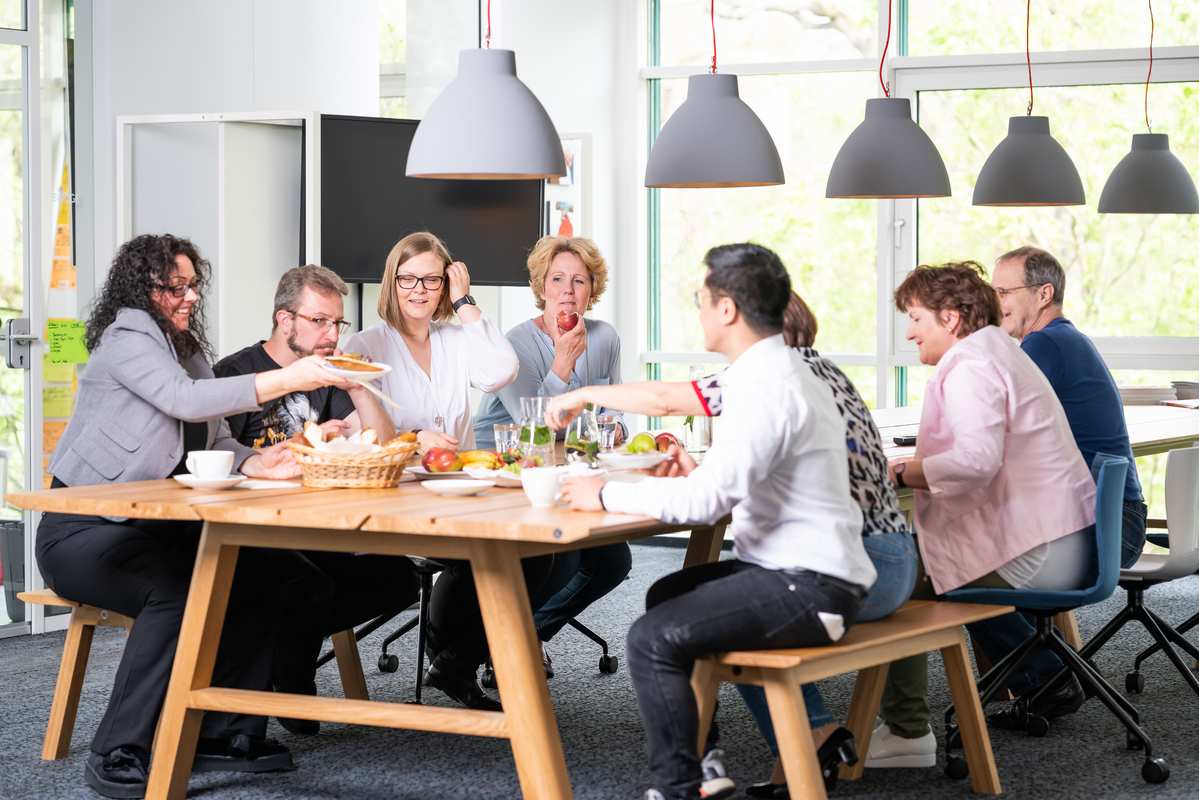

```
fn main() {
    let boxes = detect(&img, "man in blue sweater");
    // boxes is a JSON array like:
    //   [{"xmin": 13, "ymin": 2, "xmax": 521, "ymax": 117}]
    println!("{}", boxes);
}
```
[{"xmin": 981, "ymin": 245, "xmax": 1148, "ymax": 728}]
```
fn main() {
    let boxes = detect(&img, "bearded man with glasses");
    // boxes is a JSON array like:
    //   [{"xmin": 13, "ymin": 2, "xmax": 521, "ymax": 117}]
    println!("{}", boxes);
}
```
[{"xmin": 213, "ymin": 263, "xmax": 420, "ymax": 736}]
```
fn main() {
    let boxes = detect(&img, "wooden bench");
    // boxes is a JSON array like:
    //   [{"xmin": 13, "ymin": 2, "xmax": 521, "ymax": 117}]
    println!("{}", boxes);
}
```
[
  {"xmin": 691, "ymin": 599, "xmax": 1014, "ymax": 800},
  {"xmin": 18, "ymin": 589, "xmax": 369, "ymax": 760}
]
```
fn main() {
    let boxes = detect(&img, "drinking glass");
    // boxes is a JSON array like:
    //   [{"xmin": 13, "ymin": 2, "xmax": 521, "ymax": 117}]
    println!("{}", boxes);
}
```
[
  {"xmin": 494, "ymin": 423, "xmax": 521, "ymax": 455},
  {"xmin": 517, "ymin": 396, "xmax": 555, "ymax": 466},
  {"xmin": 565, "ymin": 406, "xmax": 601, "ymax": 466},
  {"xmin": 596, "ymin": 414, "xmax": 620, "ymax": 452}
]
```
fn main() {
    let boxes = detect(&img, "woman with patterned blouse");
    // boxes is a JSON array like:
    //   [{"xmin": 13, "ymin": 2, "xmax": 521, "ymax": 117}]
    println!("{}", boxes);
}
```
[{"xmin": 545, "ymin": 292, "xmax": 917, "ymax": 798}]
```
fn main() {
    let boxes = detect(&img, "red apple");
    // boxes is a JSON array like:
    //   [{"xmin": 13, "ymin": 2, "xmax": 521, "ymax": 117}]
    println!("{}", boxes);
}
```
[
  {"xmin": 422, "ymin": 447, "xmax": 462, "ymax": 473},
  {"xmin": 557, "ymin": 310, "xmax": 580, "ymax": 332},
  {"xmin": 655, "ymin": 432, "xmax": 681, "ymax": 453}
]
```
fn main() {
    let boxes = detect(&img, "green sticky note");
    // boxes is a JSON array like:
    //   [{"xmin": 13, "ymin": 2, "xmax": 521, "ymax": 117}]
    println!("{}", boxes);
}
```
[
  {"xmin": 43, "ymin": 385, "xmax": 73, "ymax": 418},
  {"xmin": 47, "ymin": 318, "xmax": 88, "ymax": 364}
]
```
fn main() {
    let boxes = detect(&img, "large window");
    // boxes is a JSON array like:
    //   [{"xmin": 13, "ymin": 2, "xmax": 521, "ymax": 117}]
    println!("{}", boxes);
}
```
[
  {"xmin": 645, "ymin": 1, "xmax": 1199, "ymax": 514},
  {"xmin": 379, "ymin": 1, "xmax": 478, "ymax": 120}
]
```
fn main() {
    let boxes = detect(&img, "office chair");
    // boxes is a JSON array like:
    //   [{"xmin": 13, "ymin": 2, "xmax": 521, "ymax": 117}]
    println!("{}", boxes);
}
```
[{"xmin": 942, "ymin": 455, "xmax": 1170, "ymax": 784}]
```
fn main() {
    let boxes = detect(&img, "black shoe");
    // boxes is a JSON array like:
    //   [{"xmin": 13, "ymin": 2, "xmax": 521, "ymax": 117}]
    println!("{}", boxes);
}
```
[
  {"xmin": 193, "ymin": 734, "xmax": 296, "ymax": 773},
  {"xmin": 424, "ymin": 663, "xmax": 502, "ymax": 711},
  {"xmin": 744, "ymin": 727, "xmax": 857, "ymax": 798},
  {"xmin": 988, "ymin": 675, "xmax": 1085, "ymax": 731},
  {"xmin": 272, "ymin": 680, "xmax": 320, "ymax": 736},
  {"xmin": 745, "ymin": 781, "xmax": 786, "ymax": 799},
  {"xmin": 542, "ymin": 644, "xmax": 555, "ymax": 680},
  {"xmin": 84, "ymin": 747, "xmax": 148, "ymax": 799}
]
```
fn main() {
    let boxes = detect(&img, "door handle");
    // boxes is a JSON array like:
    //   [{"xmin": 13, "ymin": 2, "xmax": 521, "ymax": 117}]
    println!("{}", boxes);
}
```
[{"xmin": 1, "ymin": 317, "xmax": 38, "ymax": 369}]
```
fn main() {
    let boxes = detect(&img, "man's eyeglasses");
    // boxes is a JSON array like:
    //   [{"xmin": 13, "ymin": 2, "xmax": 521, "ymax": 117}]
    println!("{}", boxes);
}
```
[
  {"xmin": 396, "ymin": 274, "xmax": 445, "ymax": 291},
  {"xmin": 291, "ymin": 312, "xmax": 351, "ymax": 334},
  {"xmin": 154, "ymin": 280, "xmax": 202, "ymax": 299},
  {"xmin": 993, "ymin": 283, "xmax": 1047, "ymax": 299}
]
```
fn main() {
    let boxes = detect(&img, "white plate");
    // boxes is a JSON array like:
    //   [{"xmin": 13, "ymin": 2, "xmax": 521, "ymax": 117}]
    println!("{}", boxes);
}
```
[
  {"xmin": 405, "ymin": 465, "xmax": 473, "ymax": 480},
  {"xmin": 235, "ymin": 479, "xmax": 302, "ymax": 490},
  {"xmin": 597, "ymin": 451, "xmax": 670, "ymax": 470},
  {"xmin": 173, "ymin": 473, "xmax": 245, "ymax": 490},
  {"xmin": 463, "ymin": 466, "xmax": 523, "ymax": 487},
  {"xmin": 420, "ymin": 479, "xmax": 495, "ymax": 497},
  {"xmin": 321, "ymin": 359, "xmax": 392, "ymax": 381}
]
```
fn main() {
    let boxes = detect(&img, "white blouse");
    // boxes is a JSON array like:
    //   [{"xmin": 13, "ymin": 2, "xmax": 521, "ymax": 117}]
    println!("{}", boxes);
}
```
[{"xmin": 344, "ymin": 317, "xmax": 519, "ymax": 448}]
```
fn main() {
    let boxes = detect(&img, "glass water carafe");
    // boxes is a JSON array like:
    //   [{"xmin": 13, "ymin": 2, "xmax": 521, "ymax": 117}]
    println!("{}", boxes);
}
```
[
  {"xmin": 518, "ymin": 396, "xmax": 556, "ymax": 466},
  {"xmin": 565, "ymin": 404, "xmax": 601, "ymax": 466}
]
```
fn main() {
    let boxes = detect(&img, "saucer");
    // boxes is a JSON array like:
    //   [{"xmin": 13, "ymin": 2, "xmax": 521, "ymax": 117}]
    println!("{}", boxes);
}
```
[
  {"xmin": 419, "ymin": 479, "xmax": 495, "ymax": 497},
  {"xmin": 173, "ymin": 473, "xmax": 245, "ymax": 490}
]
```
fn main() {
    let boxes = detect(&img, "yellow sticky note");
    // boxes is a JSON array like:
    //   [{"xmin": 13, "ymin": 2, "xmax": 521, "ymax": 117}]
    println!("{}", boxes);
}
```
[
  {"xmin": 43, "ymin": 358, "xmax": 73, "ymax": 383},
  {"xmin": 46, "ymin": 318, "xmax": 88, "ymax": 364},
  {"xmin": 43, "ymin": 385, "xmax": 73, "ymax": 418}
]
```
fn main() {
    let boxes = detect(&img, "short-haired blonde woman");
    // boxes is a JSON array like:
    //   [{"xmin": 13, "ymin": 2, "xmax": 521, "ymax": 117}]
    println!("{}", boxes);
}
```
[
  {"xmin": 474, "ymin": 235, "xmax": 631, "ymax": 663},
  {"xmin": 344, "ymin": 231, "xmax": 518, "ymax": 453}
]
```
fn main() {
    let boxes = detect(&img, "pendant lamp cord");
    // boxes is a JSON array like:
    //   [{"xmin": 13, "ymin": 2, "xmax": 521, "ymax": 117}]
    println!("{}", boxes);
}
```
[
  {"xmin": 1145, "ymin": 0, "xmax": 1155, "ymax": 132},
  {"xmin": 709, "ymin": 0, "xmax": 718, "ymax": 73},
  {"xmin": 1025, "ymin": 0, "xmax": 1034, "ymax": 115},
  {"xmin": 878, "ymin": 0, "xmax": 892, "ymax": 97},
  {"xmin": 485, "ymin": 0, "xmax": 492, "ymax": 48}
]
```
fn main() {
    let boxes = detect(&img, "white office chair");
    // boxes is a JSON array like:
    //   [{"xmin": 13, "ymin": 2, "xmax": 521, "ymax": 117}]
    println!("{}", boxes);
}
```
[{"xmin": 1073, "ymin": 446, "xmax": 1199, "ymax": 697}]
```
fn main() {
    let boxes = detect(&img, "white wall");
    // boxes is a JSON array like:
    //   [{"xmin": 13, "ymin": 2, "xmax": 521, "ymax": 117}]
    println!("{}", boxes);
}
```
[{"xmin": 78, "ymin": 0, "xmax": 380, "ymax": 291}]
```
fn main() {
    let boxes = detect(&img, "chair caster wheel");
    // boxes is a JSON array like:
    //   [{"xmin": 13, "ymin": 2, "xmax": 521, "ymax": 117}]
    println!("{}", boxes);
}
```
[
  {"xmin": 599, "ymin": 654, "xmax": 619, "ymax": 674},
  {"xmin": 1142, "ymin": 756, "xmax": 1170, "ymax": 784},
  {"xmin": 1125, "ymin": 671, "xmax": 1145, "ymax": 694},
  {"xmin": 945, "ymin": 755, "xmax": 969, "ymax": 780},
  {"xmin": 378, "ymin": 653, "xmax": 399, "ymax": 673},
  {"xmin": 1127, "ymin": 730, "xmax": 1145, "ymax": 751},
  {"xmin": 481, "ymin": 666, "xmax": 497, "ymax": 690},
  {"xmin": 1025, "ymin": 715, "xmax": 1050, "ymax": 737}
]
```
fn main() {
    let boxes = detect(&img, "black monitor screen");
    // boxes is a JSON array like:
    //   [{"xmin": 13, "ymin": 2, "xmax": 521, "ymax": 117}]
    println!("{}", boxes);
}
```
[{"xmin": 319, "ymin": 114, "xmax": 544, "ymax": 285}]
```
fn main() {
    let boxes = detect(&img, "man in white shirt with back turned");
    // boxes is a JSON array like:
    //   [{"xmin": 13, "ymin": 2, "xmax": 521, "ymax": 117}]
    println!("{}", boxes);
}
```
[{"xmin": 557, "ymin": 243, "xmax": 877, "ymax": 800}]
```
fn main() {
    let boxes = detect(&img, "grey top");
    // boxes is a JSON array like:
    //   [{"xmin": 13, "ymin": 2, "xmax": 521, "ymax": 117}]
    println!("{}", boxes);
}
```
[
  {"xmin": 49, "ymin": 308, "xmax": 260, "ymax": 488},
  {"xmin": 474, "ymin": 317, "xmax": 623, "ymax": 449}
]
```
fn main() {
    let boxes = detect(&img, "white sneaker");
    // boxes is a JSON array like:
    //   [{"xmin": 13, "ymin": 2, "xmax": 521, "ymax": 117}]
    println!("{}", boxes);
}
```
[
  {"xmin": 864, "ymin": 723, "xmax": 936, "ymax": 768},
  {"xmin": 642, "ymin": 791, "xmax": 667, "ymax": 800},
  {"xmin": 699, "ymin": 748, "xmax": 736, "ymax": 799}
]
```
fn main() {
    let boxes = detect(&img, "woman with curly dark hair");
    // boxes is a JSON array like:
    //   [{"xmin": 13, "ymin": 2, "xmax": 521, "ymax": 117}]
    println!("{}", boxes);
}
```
[{"xmin": 35, "ymin": 233, "xmax": 352, "ymax": 798}]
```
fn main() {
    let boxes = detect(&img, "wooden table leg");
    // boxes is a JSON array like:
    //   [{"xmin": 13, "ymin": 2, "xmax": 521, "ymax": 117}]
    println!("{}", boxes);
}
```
[
  {"xmin": 839, "ymin": 664, "xmax": 889, "ymax": 781},
  {"xmin": 331, "ymin": 629, "xmax": 369, "ymax": 701},
  {"xmin": 763, "ymin": 667, "xmax": 826, "ymax": 800},
  {"xmin": 145, "ymin": 524, "xmax": 240, "ymax": 800},
  {"xmin": 471, "ymin": 540, "xmax": 571, "ymax": 799},
  {"xmin": 690, "ymin": 659, "xmax": 719, "ymax": 754},
  {"xmin": 1054, "ymin": 610, "xmax": 1084, "ymax": 651},
  {"xmin": 941, "ymin": 634, "xmax": 1002, "ymax": 796},
  {"xmin": 683, "ymin": 523, "xmax": 726, "ymax": 569}
]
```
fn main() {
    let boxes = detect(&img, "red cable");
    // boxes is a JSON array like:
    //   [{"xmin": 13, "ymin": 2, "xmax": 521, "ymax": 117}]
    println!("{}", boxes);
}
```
[
  {"xmin": 709, "ymin": 0, "xmax": 717, "ymax": 73},
  {"xmin": 878, "ymin": 0, "xmax": 892, "ymax": 97},
  {"xmin": 485, "ymin": 0, "xmax": 491, "ymax": 48},
  {"xmin": 1025, "ymin": 0, "xmax": 1034, "ymax": 115},
  {"xmin": 1145, "ymin": 0, "xmax": 1155, "ymax": 132}
]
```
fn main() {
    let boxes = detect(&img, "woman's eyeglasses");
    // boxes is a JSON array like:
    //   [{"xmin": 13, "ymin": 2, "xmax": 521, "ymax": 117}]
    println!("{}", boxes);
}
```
[
  {"xmin": 155, "ymin": 280, "xmax": 202, "ymax": 299},
  {"xmin": 291, "ymin": 312, "xmax": 351, "ymax": 334},
  {"xmin": 395, "ymin": 274, "xmax": 445, "ymax": 291}
]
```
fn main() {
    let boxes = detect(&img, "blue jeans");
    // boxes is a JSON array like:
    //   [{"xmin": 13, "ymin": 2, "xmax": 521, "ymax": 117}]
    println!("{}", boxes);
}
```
[
  {"xmin": 968, "ymin": 499, "xmax": 1148, "ymax": 693},
  {"xmin": 533, "ymin": 542, "xmax": 632, "ymax": 640},
  {"xmin": 630, "ymin": 558, "xmax": 864, "ymax": 799},
  {"xmin": 735, "ymin": 531, "xmax": 918, "ymax": 754}
]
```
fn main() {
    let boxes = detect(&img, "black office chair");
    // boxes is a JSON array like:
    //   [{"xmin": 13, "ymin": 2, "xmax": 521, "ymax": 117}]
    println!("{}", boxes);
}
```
[{"xmin": 479, "ymin": 618, "xmax": 619, "ymax": 690}]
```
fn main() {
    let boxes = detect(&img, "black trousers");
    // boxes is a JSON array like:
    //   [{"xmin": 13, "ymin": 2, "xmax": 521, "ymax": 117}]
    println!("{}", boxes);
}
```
[
  {"xmin": 424, "ymin": 555, "xmax": 555, "ymax": 674},
  {"xmin": 36, "ymin": 512, "xmax": 289, "ymax": 756},
  {"xmin": 272, "ymin": 551, "xmax": 420, "ymax": 692}
]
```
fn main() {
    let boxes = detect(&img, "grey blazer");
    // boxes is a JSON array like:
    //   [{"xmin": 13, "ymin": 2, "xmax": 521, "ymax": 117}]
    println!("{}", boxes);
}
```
[{"xmin": 49, "ymin": 308, "xmax": 261, "ymax": 488}]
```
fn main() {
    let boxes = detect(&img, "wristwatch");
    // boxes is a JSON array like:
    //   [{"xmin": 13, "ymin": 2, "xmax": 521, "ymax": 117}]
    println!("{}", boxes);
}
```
[
  {"xmin": 894, "ymin": 461, "xmax": 908, "ymax": 488},
  {"xmin": 452, "ymin": 294, "xmax": 477, "ymax": 313}
]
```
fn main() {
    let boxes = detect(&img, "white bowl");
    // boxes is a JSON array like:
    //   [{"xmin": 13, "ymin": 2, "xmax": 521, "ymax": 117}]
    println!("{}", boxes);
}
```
[
  {"xmin": 597, "ymin": 451, "xmax": 669, "ymax": 471},
  {"xmin": 463, "ymin": 466, "xmax": 523, "ymax": 487},
  {"xmin": 173, "ymin": 473, "xmax": 245, "ymax": 490},
  {"xmin": 419, "ymin": 479, "xmax": 495, "ymax": 497}
]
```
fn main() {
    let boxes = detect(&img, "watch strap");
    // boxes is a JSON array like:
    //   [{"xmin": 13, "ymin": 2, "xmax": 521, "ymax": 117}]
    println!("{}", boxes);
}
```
[{"xmin": 452, "ymin": 294, "xmax": 476, "ymax": 312}]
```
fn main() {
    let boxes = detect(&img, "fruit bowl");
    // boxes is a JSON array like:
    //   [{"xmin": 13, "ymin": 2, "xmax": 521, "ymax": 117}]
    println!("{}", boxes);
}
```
[{"xmin": 597, "ymin": 451, "xmax": 670, "ymax": 471}]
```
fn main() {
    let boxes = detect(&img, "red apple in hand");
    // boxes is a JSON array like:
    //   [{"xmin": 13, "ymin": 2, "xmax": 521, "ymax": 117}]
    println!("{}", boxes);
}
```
[
  {"xmin": 557, "ymin": 310, "xmax": 580, "ymax": 332},
  {"xmin": 655, "ymin": 433, "xmax": 681, "ymax": 453}
]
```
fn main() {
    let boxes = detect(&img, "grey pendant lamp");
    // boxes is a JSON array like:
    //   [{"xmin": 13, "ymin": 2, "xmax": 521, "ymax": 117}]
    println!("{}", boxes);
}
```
[
  {"xmin": 406, "ymin": 2, "xmax": 565, "ymax": 180},
  {"xmin": 827, "ymin": 3, "xmax": 950, "ymax": 199},
  {"xmin": 1099, "ymin": 1, "xmax": 1199, "ymax": 214},
  {"xmin": 973, "ymin": 1, "xmax": 1085, "ymax": 207},
  {"xmin": 644, "ymin": 2, "xmax": 783, "ymax": 188}
]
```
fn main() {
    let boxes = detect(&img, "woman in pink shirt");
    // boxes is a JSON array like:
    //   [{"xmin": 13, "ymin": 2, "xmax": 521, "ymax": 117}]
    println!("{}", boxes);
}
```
[{"xmin": 866, "ymin": 262, "xmax": 1097, "ymax": 769}]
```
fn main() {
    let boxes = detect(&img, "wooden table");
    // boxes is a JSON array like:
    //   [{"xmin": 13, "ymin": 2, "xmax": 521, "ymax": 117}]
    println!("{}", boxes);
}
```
[{"xmin": 10, "ymin": 479, "xmax": 726, "ymax": 800}]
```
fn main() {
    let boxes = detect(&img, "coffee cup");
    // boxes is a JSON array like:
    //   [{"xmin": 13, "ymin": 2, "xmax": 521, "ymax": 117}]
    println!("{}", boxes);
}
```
[
  {"xmin": 521, "ymin": 466, "xmax": 565, "ymax": 508},
  {"xmin": 186, "ymin": 450, "xmax": 234, "ymax": 479}
]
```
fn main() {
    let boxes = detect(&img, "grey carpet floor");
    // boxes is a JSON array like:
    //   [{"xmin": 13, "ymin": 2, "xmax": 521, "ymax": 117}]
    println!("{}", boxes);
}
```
[{"xmin": 2, "ymin": 543, "xmax": 1199, "ymax": 799}]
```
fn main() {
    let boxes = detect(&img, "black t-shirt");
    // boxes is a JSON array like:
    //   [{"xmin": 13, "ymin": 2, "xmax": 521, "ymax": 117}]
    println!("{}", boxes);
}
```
[{"xmin": 213, "ymin": 341, "xmax": 356, "ymax": 448}]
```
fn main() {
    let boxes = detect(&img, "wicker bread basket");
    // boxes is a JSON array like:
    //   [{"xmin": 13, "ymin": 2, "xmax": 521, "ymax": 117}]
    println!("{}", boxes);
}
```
[{"xmin": 285, "ymin": 440, "xmax": 419, "ymax": 489}]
